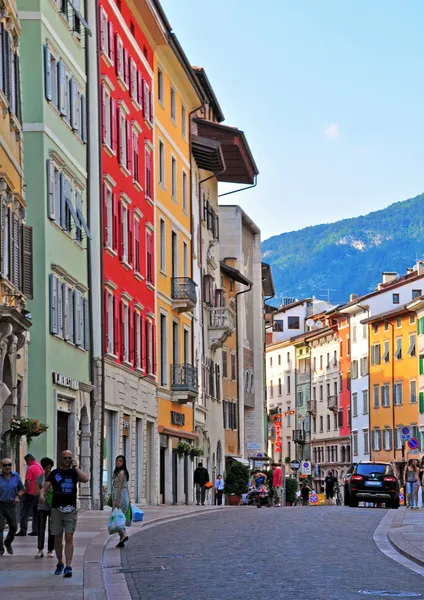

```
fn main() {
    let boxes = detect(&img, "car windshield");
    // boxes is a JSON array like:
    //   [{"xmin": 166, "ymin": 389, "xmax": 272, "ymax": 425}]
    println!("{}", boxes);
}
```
[{"xmin": 356, "ymin": 464, "xmax": 389, "ymax": 476}]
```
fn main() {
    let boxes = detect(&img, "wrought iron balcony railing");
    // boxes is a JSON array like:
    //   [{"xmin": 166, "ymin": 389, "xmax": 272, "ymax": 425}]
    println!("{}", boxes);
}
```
[
  {"xmin": 327, "ymin": 395, "xmax": 338, "ymax": 412},
  {"xmin": 307, "ymin": 400, "xmax": 317, "ymax": 415},
  {"xmin": 171, "ymin": 277, "xmax": 197, "ymax": 308},
  {"xmin": 293, "ymin": 429, "xmax": 311, "ymax": 444},
  {"xmin": 171, "ymin": 363, "xmax": 198, "ymax": 395}
]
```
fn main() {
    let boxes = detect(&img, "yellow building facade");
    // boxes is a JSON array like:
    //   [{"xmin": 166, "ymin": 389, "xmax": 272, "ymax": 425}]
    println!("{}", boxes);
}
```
[
  {"xmin": 366, "ymin": 308, "xmax": 418, "ymax": 466},
  {"xmin": 154, "ymin": 34, "xmax": 203, "ymax": 503}
]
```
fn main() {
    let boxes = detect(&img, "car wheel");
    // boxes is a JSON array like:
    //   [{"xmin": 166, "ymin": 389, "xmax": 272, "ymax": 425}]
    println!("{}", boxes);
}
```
[{"xmin": 349, "ymin": 495, "xmax": 358, "ymax": 508}]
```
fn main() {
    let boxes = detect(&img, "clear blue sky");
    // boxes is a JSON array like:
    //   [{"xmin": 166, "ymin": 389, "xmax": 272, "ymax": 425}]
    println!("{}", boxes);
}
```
[{"xmin": 161, "ymin": 0, "xmax": 424, "ymax": 241}]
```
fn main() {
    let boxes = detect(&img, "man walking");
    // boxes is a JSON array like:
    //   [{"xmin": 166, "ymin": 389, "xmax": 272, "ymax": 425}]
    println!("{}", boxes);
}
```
[
  {"xmin": 325, "ymin": 471, "xmax": 335, "ymax": 506},
  {"xmin": 16, "ymin": 453, "xmax": 43, "ymax": 536},
  {"xmin": 193, "ymin": 462, "xmax": 209, "ymax": 506},
  {"xmin": 39, "ymin": 450, "xmax": 88, "ymax": 578},
  {"xmin": 0, "ymin": 457, "xmax": 24, "ymax": 555},
  {"xmin": 271, "ymin": 463, "xmax": 283, "ymax": 507}
]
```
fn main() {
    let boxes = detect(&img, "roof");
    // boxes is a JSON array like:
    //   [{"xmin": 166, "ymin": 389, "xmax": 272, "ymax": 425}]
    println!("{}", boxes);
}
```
[
  {"xmin": 274, "ymin": 298, "xmax": 313, "ymax": 316},
  {"xmin": 220, "ymin": 261, "xmax": 251, "ymax": 286},
  {"xmin": 192, "ymin": 136, "xmax": 225, "ymax": 173},
  {"xmin": 360, "ymin": 305, "xmax": 411, "ymax": 325},
  {"xmin": 192, "ymin": 67, "xmax": 225, "ymax": 123},
  {"xmin": 193, "ymin": 118, "xmax": 258, "ymax": 184},
  {"xmin": 262, "ymin": 262, "xmax": 275, "ymax": 297}
]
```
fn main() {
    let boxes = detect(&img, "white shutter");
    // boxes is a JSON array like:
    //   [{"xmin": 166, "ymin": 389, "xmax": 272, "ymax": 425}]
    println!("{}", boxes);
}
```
[
  {"xmin": 74, "ymin": 290, "xmax": 83, "ymax": 346},
  {"xmin": 58, "ymin": 61, "xmax": 67, "ymax": 115},
  {"xmin": 50, "ymin": 274, "xmax": 58, "ymax": 334},
  {"xmin": 57, "ymin": 276, "xmax": 63, "ymax": 338},
  {"xmin": 44, "ymin": 44, "xmax": 51, "ymax": 100},
  {"xmin": 63, "ymin": 283, "xmax": 69, "ymax": 340},
  {"xmin": 83, "ymin": 297, "xmax": 89, "ymax": 350},
  {"xmin": 69, "ymin": 289, "xmax": 74, "ymax": 344},
  {"xmin": 70, "ymin": 77, "xmax": 78, "ymax": 129},
  {"xmin": 130, "ymin": 59, "xmax": 137, "ymax": 100},
  {"xmin": 47, "ymin": 159, "xmax": 55, "ymax": 219}
]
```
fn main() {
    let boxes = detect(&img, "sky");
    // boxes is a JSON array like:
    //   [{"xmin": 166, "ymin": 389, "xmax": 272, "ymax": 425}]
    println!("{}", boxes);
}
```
[{"xmin": 160, "ymin": 0, "xmax": 424, "ymax": 241}]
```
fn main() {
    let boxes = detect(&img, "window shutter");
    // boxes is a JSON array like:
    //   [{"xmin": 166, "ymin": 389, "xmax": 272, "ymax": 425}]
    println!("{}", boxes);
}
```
[
  {"xmin": 111, "ymin": 97, "xmax": 117, "ymax": 152},
  {"xmin": 11, "ymin": 214, "xmax": 20, "ymax": 289},
  {"xmin": 68, "ymin": 288, "xmax": 74, "ymax": 343},
  {"xmin": 101, "ymin": 85, "xmax": 107, "ymax": 143},
  {"xmin": 103, "ymin": 184, "xmax": 108, "ymax": 246},
  {"xmin": 137, "ymin": 71, "xmax": 143, "ymax": 106},
  {"xmin": 56, "ymin": 277, "xmax": 63, "ymax": 338},
  {"xmin": 104, "ymin": 289, "xmax": 109, "ymax": 352},
  {"xmin": 128, "ymin": 209, "xmax": 133, "ymax": 266},
  {"xmin": 152, "ymin": 322, "xmax": 157, "ymax": 375},
  {"xmin": 120, "ymin": 301, "xmax": 125, "ymax": 361},
  {"xmin": 420, "ymin": 392, "xmax": 424, "ymax": 414},
  {"xmin": 149, "ymin": 90, "xmax": 153, "ymax": 123},
  {"xmin": 99, "ymin": 7, "xmax": 105, "ymax": 52},
  {"xmin": 126, "ymin": 121, "xmax": 132, "ymax": 173},
  {"xmin": 60, "ymin": 172, "xmax": 66, "ymax": 229},
  {"xmin": 83, "ymin": 297, "xmax": 89, "ymax": 351},
  {"xmin": 130, "ymin": 59, "xmax": 136, "ymax": 100},
  {"xmin": 44, "ymin": 44, "xmax": 52, "ymax": 101},
  {"xmin": 112, "ymin": 192, "xmax": 118, "ymax": 252},
  {"xmin": 141, "ymin": 314, "xmax": 146, "ymax": 371},
  {"xmin": 118, "ymin": 111, "xmax": 123, "ymax": 164},
  {"xmin": 49, "ymin": 274, "xmax": 58, "ymax": 334},
  {"xmin": 81, "ymin": 95, "xmax": 87, "ymax": 143},
  {"xmin": 21, "ymin": 224, "xmax": 33, "ymax": 299},
  {"xmin": 63, "ymin": 283, "xmax": 69, "ymax": 340},
  {"xmin": 129, "ymin": 307, "xmax": 134, "ymax": 364},
  {"xmin": 123, "ymin": 48, "xmax": 128, "ymax": 85},
  {"xmin": 133, "ymin": 132, "xmax": 139, "ymax": 182},
  {"xmin": 108, "ymin": 21, "xmax": 114, "ymax": 63},
  {"xmin": 3, "ymin": 30, "xmax": 10, "ymax": 105},
  {"xmin": 134, "ymin": 312, "xmax": 139, "ymax": 368},
  {"xmin": 58, "ymin": 61, "xmax": 67, "ymax": 115},
  {"xmin": 143, "ymin": 80, "xmax": 149, "ymax": 117},
  {"xmin": 70, "ymin": 78, "xmax": 78, "ymax": 129},
  {"xmin": 113, "ymin": 295, "xmax": 120, "ymax": 355},
  {"xmin": 46, "ymin": 159, "xmax": 55, "ymax": 219},
  {"xmin": 15, "ymin": 53, "xmax": 22, "ymax": 124},
  {"xmin": 118, "ymin": 201, "xmax": 124, "ymax": 260},
  {"xmin": 417, "ymin": 319, "xmax": 420, "ymax": 336},
  {"xmin": 74, "ymin": 290, "xmax": 82, "ymax": 346}
]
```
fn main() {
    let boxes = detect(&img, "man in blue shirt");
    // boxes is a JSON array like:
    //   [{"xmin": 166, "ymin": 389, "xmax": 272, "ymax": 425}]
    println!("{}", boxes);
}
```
[{"xmin": 0, "ymin": 458, "xmax": 24, "ymax": 555}]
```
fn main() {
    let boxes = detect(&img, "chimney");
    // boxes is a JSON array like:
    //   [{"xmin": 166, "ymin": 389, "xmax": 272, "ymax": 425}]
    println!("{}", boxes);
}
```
[
  {"xmin": 416, "ymin": 261, "xmax": 424, "ymax": 276},
  {"xmin": 349, "ymin": 293, "xmax": 358, "ymax": 302},
  {"xmin": 382, "ymin": 272, "xmax": 398, "ymax": 284}
]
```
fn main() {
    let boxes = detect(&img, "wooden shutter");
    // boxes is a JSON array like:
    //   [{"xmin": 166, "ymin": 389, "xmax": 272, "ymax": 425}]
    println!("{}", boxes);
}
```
[
  {"xmin": 118, "ymin": 110, "xmax": 123, "ymax": 164},
  {"xmin": 68, "ymin": 288, "xmax": 74, "ymax": 344},
  {"xmin": 15, "ymin": 53, "xmax": 22, "ymax": 124},
  {"xmin": 103, "ymin": 184, "xmax": 108, "ymax": 246},
  {"xmin": 81, "ymin": 95, "xmax": 87, "ymax": 143},
  {"xmin": 133, "ymin": 132, "xmax": 138, "ymax": 182},
  {"xmin": 104, "ymin": 289, "xmax": 109, "ymax": 352},
  {"xmin": 149, "ymin": 90, "xmax": 153, "ymax": 123},
  {"xmin": 99, "ymin": 6, "xmax": 105, "ymax": 52},
  {"xmin": 113, "ymin": 295, "xmax": 120, "ymax": 355},
  {"xmin": 10, "ymin": 214, "xmax": 20, "ymax": 289},
  {"xmin": 123, "ymin": 48, "xmax": 128, "ymax": 86},
  {"xmin": 21, "ymin": 224, "xmax": 33, "ymax": 298},
  {"xmin": 128, "ymin": 209, "xmax": 133, "ymax": 266},
  {"xmin": 126, "ymin": 121, "xmax": 132, "ymax": 173},
  {"xmin": 58, "ymin": 61, "xmax": 67, "ymax": 115},
  {"xmin": 129, "ymin": 306, "xmax": 134, "ymax": 364},
  {"xmin": 141, "ymin": 314, "xmax": 146, "ymax": 371},
  {"xmin": 74, "ymin": 290, "xmax": 83, "ymax": 346},
  {"xmin": 420, "ymin": 392, "xmax": 424, "ymax": 414},
  {"xmin": 0, "ymin": 201, "xmax": 4, "ymax": 277},
  {"xmin": 108, "ymin": 21, "xmax": 114, "ymax": 63},
  {"xmin": 130, "ymin": 59, "xmax": 136, "ymax": 99},
  {"xmin": 118, "ymin": 201, "xmax": 124, "ymax": 260},
  {"xmin": 83, "ymin": 297, "xmax": 89, "ymax": 351},
  {"xmin": 120, "ymin": 301, "xmax": 125, "ymax": 361},
  {"xmin": 152, "ymin": 322, "xmax": 157, "ymax": 375},
  {"xmin": 0, "ymin": 25, "xmax": 3, "ymax": 92},
  {"xmin": 115, "ymin": 35, "xmax": 121, "ymax": 77},
  {"xmin": 44, "ymin": 44, "xmax": 51, "ymax": 101},
  {"xmin": 143, "ymin": 81, "xmax": 149, "ymax": 118},
  {"xmin": 137, "ymin": 71, "xmax": 143, "ymax": 106},
  {"xmin": 112, "ymin": 192, "xmax": 118, "ymax": 252},
  {"xmin": 63, "ymin": 283, "xmax": 69, "ymax": 340},
  {"xmin": 70, "ymin": 78, "xmax": 78, "ymax": 129},
  {"xmin": 101, "ymin": 85, "xmax": 106, "ymax": 143},
  {"xmin": 46, "ymin": 159, "xmax": 55, "ymax": 219},
  {"xmin": 50, "ymin": 274, "xmax": 58, "ymax": 334},
  {"xmin": 111, "ymin": 97, "xmax": 117, "ymax": 152}
]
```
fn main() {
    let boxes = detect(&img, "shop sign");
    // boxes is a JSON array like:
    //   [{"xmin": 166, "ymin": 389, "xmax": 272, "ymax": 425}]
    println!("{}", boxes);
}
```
[
  {"xmin": 270, "ymin": 411, "xmax": 295, "ymax": 419},
  {"xmin": 274, "ymin": 418, "xmax": 282, "ymax": 455},
  {"xmin": 171, "ymin": 411, "xmax": 185, "ymax": 427},
  {"xmin": 53, "ymin": 372, "xmax": 79, "ymax": 391},
  {"xmin": 122, "ymin": 415, "xmax": 130, "ymax": 437}
]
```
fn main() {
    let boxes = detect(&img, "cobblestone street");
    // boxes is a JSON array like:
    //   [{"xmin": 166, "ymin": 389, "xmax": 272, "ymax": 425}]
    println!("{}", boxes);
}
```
[{"xmin": 123, "ymin": 507, "xmax": 424, "ymax": 600}]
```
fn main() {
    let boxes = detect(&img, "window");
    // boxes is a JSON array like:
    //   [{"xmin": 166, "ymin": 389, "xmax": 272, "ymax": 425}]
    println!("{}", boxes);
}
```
[
  {"xmin": 372, "ymin": 430, "xmax": 381, "ymax": 452},
  {"xmin": 181, "ymin": 105, "xmax": 186, "ymax": 138},
  {"xmin": 410, "ymin": 313, "xmax": 416, "ymax": 324},
  {"xmin": 145, "ymin": 149, "xmax": 152, "ymax": 199},
  {"xmin": 130, "ymin": 59, "xmax": 137, "ymax": 102},
  {"xmin": 396, "ymin": 316, "xmax": 402, "ymax": 328},
  {"xmin": 183, "ymin": 242, "xmax": 188, "ymax": 278},
  {"xmin": 394, "ymin": 427, "xmax": 402, "ymax": 450},
  {"xmin": 383, "ymin": 429, "xmax": 392, "ymax": 451},
  {"xmin": 319, "ymin": 385, "xmax": 323, "ymax": 401},
  {"xmin": 160, "ymin": 313, "xmax": 167, "ymax": 386},
  {"xmin": 118, "ymin": 110, "xmax": 128, "ymax": 168},
  {"xmin": 278, "ymin": 378, "xmax": 282, "ymax": 396},
  {"xmin": 413, "ymin": 289, "xmax": 422, "ymax": 299},
  {"xmin": 393, "ymin": 293, "xmax": 400, "ymax": 304},
  {"xmin": 326, "ymin": 353, "xmax": 330, "ymax": 368},
  {"xmin": 159, "ymin": 219, "xmax": 166, "ymax": 273},
  {"xmin": 420, "ymin": 355, "xmax": 424, "ymax": 376},
  {"xmin": 278, "ymin": 354, "xmax": 281, "ymax": 366},
  {"xmin": 287, "ymin": 375, "xmax": 291, "ymax": 394},
  {"xmin": 313, "ymin": 417, "xmax": 316, "ymax": 433},
  {"xmin": 170, "ymin": 87, "xmax": 176, "ymax": 121},
  {"xmin": 159, "ymin": 140, "xmax": 165, "ymax": 185},
  {"xmin": 146, "ymin": 230, "xmax": 153, "ymax": 284},
  {"xmin": 326, "ymin": 383, "xmax": 330, "ymax": 398},
  {"xmin": 222, "ymin": 350, "xmax": 228, "ymax": 379},
  {"xmin": 327, "ymin": 414, "xmax": 330, "ymax": 431},
  {"xmin": 120, "ymin": 202, "xmax": 128, "ymax": 263},
  {"xmin": 340, "ymin": 340, "xmax": 343, "ymax": 357},
  {"xmin": 297, "ymin": 390, "xmax": 303, "ymax": 406},
  {"xmin": 352, "ymin": 432, "xmax": 358, "ymax": 456},
  {"xmin": 334, "ymin": 413, "xmax": 338, "ymax": 430},
  {"xmin": 410, "ymin": 380, "xmax": 417, "ymax": 404},
  {"xmin": 363, "ymin": 324, "xmax": 368, "ymax": 339},
  {"xmin": 351, "ymin": 360, "xmax": 358, "ymax": 378},
  {"xmin": 373, "ymin": 384, "xmax": 380, "ymax": 408},
  {"xmin": 382, "ymin": 340, "xmax": 389, "ymax": 363},
  {"xmin": 352, "ymin": 325, "xmax": 357, "ymax": 343},
  {"xmin": 393, "ymin": 382, "xmax": 402, "ymax": 406},
  {"xmin": 270, "ymin": 356, "xmax": 273, "ymax": 368},
  {"xmin": 50, "ymin": 274, "xmax": 88, "ymax": 350},
  {"xmin": 171, "ymin": 156, "xmax": 177, "ymax": 200},
  {"xmin": 394, "ymin": 337, "xmax": 402, "ymax": 360},
  {"xmin": 334, "ymin": 381, "xmax": 338, "ymax": 397},
  {"xmin": 363, "ymin": 429, "xmax": 369, "ymax": 454},
  {"xmin": 231, "ymin": 353, "xmax": 236, "ymax": 381},
  {"xmin": 132, "ymin": 130, "xmax": 139, "ymax": 183},
  {"xmin": 320, "ymin": 355, "xmax": 323, "ymax": 369},
  {"xmin": 313, "ymin": 387, "xmax": 316, "ymax": 401},
  {"xmin": 273, "ymin": 320, "xmax": 284, "ymax": 332},
  {"xmin": 122, "ymin": 303, "xmax": 129, "ymax": 362},
  {"xmin": 133, "ymin": 216, "xmax": 141, "ymax": 275},
  {"xmin": 288, "ymin": 316, "xmax": 300, "ymax": 329},
  {"xmin": 371, "ymin": 343, "xmax": 380, "ymax": 365},
  {"xmin": 320, "ymin": 416, "xmax": 323, "ymax": 432},
  {"xmin": 115, "ymin": 35, "xmax": 124, "ymax": 80},
  {"xmin": 352, "ymin": 392, "xmax": 358, "ymax": 417},
  {"xmin": 408, "ymin": 334, "xmax": 416, "ymax": 357},
  {"xmin": 381, "ymin": 384, "xmax": 390, "ymax": 407},
  {"xmin": 270, "ymin": 381, "xmax": 273, "ymax": 398},
  {"xmin": 360, "ymin": 356, "xmax": 368, "ymax": 376},
  {"xmin": 182, "ymin": 171, "xmax": 188, "ymax": 212},
  {"xmin": 362, "ymin": 390, "xmax": 368, "ymax": 414},
  {"xmin": 157, "ymin": 68, "xmax": 163, "ymax": 102},
  {"xmin": 313, "ymin": 357, "xmax": 316, "ymax": 371},
  {"xmin": 384, "ymin": 319, "xmax": 389, "ymax": 332},
  {"xmin": 333, "ymin": 350, "xmax": 337, "ymax": 366},
  {"xmin": 373, "ymin": 323, "xmax": 378, "ymax": 334},
  {"xmin": 100, "ymin": 8, "xmax": 109, "ymax": 56},
  {"xmin": 105, "ymin": 291, "xmax": 114, "ymax": 353}
]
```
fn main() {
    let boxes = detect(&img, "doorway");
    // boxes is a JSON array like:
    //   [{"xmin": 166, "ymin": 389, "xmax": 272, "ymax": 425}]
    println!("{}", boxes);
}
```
[
  {"xmin": 171, "ymin": 231, "xmax": 178, "ymax": 279},
  {"xmin": 57, "ymin": 411, "xmax": 69, "ymax": 462},
  {"xmin": 160, "ymin": 447, "xmax": 165, "ymax": 504},
  {"xmin": 172, "ymin": 449, "xmax": 178, "ymax": 504}
]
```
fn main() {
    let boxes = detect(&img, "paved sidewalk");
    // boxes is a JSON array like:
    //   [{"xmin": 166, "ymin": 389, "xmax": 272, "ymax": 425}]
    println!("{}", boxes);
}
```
[
  {"xmin": 385, "ymin": 506, "xmax": 424, "ymax": 567},
  {"xmin": 0, "ymin": 505, "xmax": 224, "ymax": 600}
]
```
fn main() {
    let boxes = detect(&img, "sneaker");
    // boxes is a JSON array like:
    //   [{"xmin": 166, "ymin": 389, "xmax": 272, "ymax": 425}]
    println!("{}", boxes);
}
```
[
  {"xmin": 47, "ymin": 551, "xmax": 54, "ymax": 558},
  {"xmin": 54, "ymin": 562, "xmax": 64, "ymax": 575},
  {"xmin": 63, "ymin": 566, "xmax": 72, "ymax": 578},
  {"xmin": 28, "ymin": 531, "xmax": 38, "ymax": 536},
  {"xmin": 35, "ymin": 550, "xmax": 44, "ymax": 559},
  {"xmin": 15, "ymin": 530, "xmax": 26, "ymax": 537},
  {"xmin": 5, "ymin": 544, "xmax": 13, "ymax": 555}
]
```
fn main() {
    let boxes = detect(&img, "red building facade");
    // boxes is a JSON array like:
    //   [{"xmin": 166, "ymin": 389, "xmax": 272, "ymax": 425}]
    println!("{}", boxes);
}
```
[
  {"xmin": 336, "ymin": 316, "xmax": 351, "ymax": 441},
  {"xmin": 99, "ymin": 0, "xmax": 157, "ymax": 504}
]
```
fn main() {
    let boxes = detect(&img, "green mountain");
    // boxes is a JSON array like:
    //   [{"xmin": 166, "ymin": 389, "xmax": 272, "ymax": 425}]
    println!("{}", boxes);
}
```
[{"xmin": 261, "ymin": 193, "xmax": 424, "ymax": 306}]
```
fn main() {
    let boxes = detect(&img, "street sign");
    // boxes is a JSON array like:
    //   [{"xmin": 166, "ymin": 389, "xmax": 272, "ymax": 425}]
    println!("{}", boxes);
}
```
[
  {"xmin": 401, "ymin": 434, "xmax": 411, "ymax": 442},
  {"xmin": 246, "ymin": 443, "xmax": 261, "ymax": 450},
  {"xmin": 401, "ymin": 427, "xmax": 411, "ymax": 436},
  {"xmin": 302, "ymin": 461, "xmax": 311, "ymax": 475},
  {"xmin": 408, "ymin": 438, "xmax": 419, "ymax": 450},
  {"xmin": 409, "ymin": 450, "xmax": 419, "ymax": 455},
  {"xmin": 310, "ymin": 493, "xmax": 319, "ymax": 504},
  {"xmin": 290, "ymin": 460, "xmax": 301, "ymax": 471}
]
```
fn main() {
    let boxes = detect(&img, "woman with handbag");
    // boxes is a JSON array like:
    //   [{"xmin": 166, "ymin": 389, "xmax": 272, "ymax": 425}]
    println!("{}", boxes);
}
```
[
  {"xmin": 404, "ymin": 459, "xmax": 419, "ymax": 509},
  {"xmin": 111, "ymin": 455, "xmax": 130, "ymax": 547}
]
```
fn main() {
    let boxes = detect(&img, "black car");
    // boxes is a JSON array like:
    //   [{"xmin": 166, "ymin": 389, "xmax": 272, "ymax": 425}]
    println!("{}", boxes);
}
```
[
  {"xmin": 343, "ymin": 464, "xmax": 356, "ymax": 505},
  {"xmin": 347, "ymin": 461, "xmax": 400, "ymax": 508}
]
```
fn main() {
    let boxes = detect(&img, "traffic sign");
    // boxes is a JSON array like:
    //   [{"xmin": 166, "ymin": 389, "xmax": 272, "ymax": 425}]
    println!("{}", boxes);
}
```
[
  {"xmin": 409, "ymin": 450, "xmax": 419, "ymax": 455},
  {"xmin": 310, "ymin": 493, "xmax": 319, "ymax": 504},
  {"xmin": 290, "ymin": 460, "xmax": 301, "ymax": 471},
  {"xmin": 302, "ymin": 461, "xmax": 311, "ymax": 475},
  {"xmin": 401, "ymin": 426, "xmax": 411, "ymax": 436},
  {"xmin": 401, "ymin": 434, "xmax": 411, "ymax": 442},
  {"xmin": 408, "ymin": 438, "xmax": 419, "ymax": 450}
]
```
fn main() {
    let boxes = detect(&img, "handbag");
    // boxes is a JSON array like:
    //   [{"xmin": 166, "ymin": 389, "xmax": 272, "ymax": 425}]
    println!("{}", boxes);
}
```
[{"xmin": 204, "ymin": 481, "xmax": 213, "ymax": 489}]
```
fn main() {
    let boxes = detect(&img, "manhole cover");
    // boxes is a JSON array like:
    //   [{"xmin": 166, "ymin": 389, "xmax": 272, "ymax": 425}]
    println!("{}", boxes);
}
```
[{"xmin": 359, "ymin": 592, "xmax": 421, "ymax": 598}]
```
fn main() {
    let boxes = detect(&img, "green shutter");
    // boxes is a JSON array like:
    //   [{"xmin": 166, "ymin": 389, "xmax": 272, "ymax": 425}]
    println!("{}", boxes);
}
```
[
  {"xmin": 421, "ymin": 316, "xmax": 424, "ymax": 335},
  {"xmin": 418, "ymin": 319, "xmax": 421, "ymax": 336},
  {"xmin": 420, "ymin": 356, "xmax": 424, "ymax": 376},
  {"xmin": 420, "ymin": 392, "xmax": 424, "ymax": 414}
]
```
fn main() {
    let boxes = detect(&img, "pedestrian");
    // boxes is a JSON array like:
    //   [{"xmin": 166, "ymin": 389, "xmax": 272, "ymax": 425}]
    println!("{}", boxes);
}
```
[
  {"xmin": 271, "ymin": 463, "xmax": 283, "ymax": 507},
  {"xmin": 0, "ymin": 457, "xmax": 24, "ymax": 555},
  {"xmin": 39, "ymin": 449, "xmax": 88, "ymax": 578},
  {"xmin": 325, "ymin": 471, "xmax": 335, "ymax": 506},
  {"xmin": 111, "ymin": 455, "xmax": 130, "ymax": 548},
  {"xmin": 413, "ymin": 459, "xmax": 421, "ymax": 509},
  {"xmin": 404, "ymin": 459, "xmax": 419, "ymax": 509},
  {"xmin": 215, "ymin": 474, "xmax": 224, "ymax": 505},
  {"xmin": 301, "ymin": 481, "xmax": 311, "ymax": 506},
  {"xmin": 193, "ymin": 461, "xmax": 209, "ymax": 506},
  {"xmin": 15, "ymin": 453, "xmax": 43, "ymax": 536},
  {"xmin": 34, "ymin": 457, "xmax": 55, "ymax": 559}
]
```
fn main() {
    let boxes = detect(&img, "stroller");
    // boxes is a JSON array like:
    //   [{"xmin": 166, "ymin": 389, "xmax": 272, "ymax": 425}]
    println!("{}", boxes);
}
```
[{"xmin": 246, "ymin": 484, "xmax": 272, "ymax": 508}]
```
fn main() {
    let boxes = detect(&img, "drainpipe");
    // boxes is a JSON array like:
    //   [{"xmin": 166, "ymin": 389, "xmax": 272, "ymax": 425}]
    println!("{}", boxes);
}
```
[{"xmin": 218, "ymin": 176, "xmax": 257, "ymax": 198}]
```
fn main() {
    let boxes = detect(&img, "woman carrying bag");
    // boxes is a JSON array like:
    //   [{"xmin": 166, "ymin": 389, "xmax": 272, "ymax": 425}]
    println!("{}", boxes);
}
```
[
  {"xmin": 111, "ymin": 455, "xmax": 131, "ymax": 547},
  {"xmin": 404, "ymin": 459, "xmax": 419, "ymax": 509}
]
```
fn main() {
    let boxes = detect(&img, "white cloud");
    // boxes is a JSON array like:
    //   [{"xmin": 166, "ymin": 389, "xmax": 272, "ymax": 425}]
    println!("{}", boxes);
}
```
[{"xmin": 323, "ymin": 123, "xmax": 341, "ymax": 141}]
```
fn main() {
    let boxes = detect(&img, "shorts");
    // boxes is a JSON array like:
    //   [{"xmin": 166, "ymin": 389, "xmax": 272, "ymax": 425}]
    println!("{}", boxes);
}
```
[
  {"xmin": 273, "ymin": 486, "xmax": 282, "ymax": 499},
  {"xmin": 325, "ymin": 489, "xmax": 333, "ymax": 500},
  {"xmin": 50, "ymin": 508, "xmax": 78, "ymax": 536}
]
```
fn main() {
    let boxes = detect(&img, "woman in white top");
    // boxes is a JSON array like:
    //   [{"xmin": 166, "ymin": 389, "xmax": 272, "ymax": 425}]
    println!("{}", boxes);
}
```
[{"xmin": 215, "ymin": 475, "xmax": 224, "ymax": 506}]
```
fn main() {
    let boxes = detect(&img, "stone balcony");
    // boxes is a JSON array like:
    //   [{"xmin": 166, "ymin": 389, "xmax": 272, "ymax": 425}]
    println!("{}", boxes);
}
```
[
  {"xmin": 208, "ymin": 307, "xmax": 235, "ymax": 351},
  {"xmin": 171, "ymin": 277, "xmax": 197, "ymax": 313}
]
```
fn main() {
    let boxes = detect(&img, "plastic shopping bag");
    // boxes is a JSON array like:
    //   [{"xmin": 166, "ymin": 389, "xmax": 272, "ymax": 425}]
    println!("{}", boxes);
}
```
[
  {"xmin": 131, "ymin": 504, "xmax": 144, "ymax": 523},
  {"xmin": 108, "ymin": 508, "xmax": 126, "ymax": 535}
]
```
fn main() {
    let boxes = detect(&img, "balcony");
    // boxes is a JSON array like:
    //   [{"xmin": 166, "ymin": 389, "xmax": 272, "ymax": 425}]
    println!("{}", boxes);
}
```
[
  {"xmin": 297, "ymin": 371, "xmax": 311, "ymax": 384},
  {"xmin": 171, "ymin": 363, "xmax": 198, "ymax": 404},
  {"xmin": 171, "ymin": 277, "xmax": 197, "ymax": 313},
  {"xmin": 293, "ymin": 429, "xmax": 310, "ymax": 444},
  {"xmin": 208, "ymin": 307, "xmax": 235, "ymax": 351},
  {"xmin": 307, "ymin": 400, "xmax": 317, "ymax": 416},
  {"xmin": 327, "ymin": 395, "xmax": 338, "ymax": 412}
]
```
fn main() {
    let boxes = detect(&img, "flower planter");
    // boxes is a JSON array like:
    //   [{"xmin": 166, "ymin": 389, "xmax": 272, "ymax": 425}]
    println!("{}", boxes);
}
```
[{"xmin": 227, "ymin": 494, "xmax": 241, "ymax": 506}]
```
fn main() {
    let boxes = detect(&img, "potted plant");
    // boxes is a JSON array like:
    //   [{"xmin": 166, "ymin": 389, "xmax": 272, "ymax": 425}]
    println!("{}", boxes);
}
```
[
  {"xmin": 9, "ymin": 416, "xmax": 48, "ymax": 449},
  {"xmin": 285, "ymin": 456, "xmax": 291, "ymax": 464},
  {"xmin": 224, "ymin": 461, "xmax": 249, "ymax": 505},
  {"xmin": 176, "ymin": 441, "xmax": 191, "ymax": 457},
  {"xmin": 285, "ymin": 477, "xmax": 298, "ymax": 506},
  {"xmin": 189, "ymin": 447, "xmax": 204, "ymax": 459}
]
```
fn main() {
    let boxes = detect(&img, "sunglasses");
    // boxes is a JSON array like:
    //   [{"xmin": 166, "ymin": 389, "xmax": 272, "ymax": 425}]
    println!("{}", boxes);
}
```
[{"xmin": 2, "ymin": 464, "xmax": 12, "ymax": 467}]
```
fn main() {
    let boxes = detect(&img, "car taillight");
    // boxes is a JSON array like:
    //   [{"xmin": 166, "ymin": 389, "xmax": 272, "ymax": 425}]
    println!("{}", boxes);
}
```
[
  {"xmin": 384, "ymin": 477, "xmax": 397, "ymax": 483},
  {"xmin": 351, "ymin": 475, "xmax": 363, "ymax": 481}
]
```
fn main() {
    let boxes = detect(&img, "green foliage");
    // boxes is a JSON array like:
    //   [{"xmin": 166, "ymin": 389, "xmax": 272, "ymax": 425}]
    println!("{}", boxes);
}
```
[
  {"xmin": 285, "ymin": 477, "xmax": 298, "ymax": 505},
  {"xmin": 224, "ymin": 461, "xmax": 250, "ymax": 495},
  {"xmin": 261, "ymin": 193, "xmax": 424, "ymax": 305}
]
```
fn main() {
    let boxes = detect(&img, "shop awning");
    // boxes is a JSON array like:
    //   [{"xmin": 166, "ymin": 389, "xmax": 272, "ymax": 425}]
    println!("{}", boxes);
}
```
[{"xmin": 158, "ymin": 425, "xmax": 198, "ymax": 440}]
